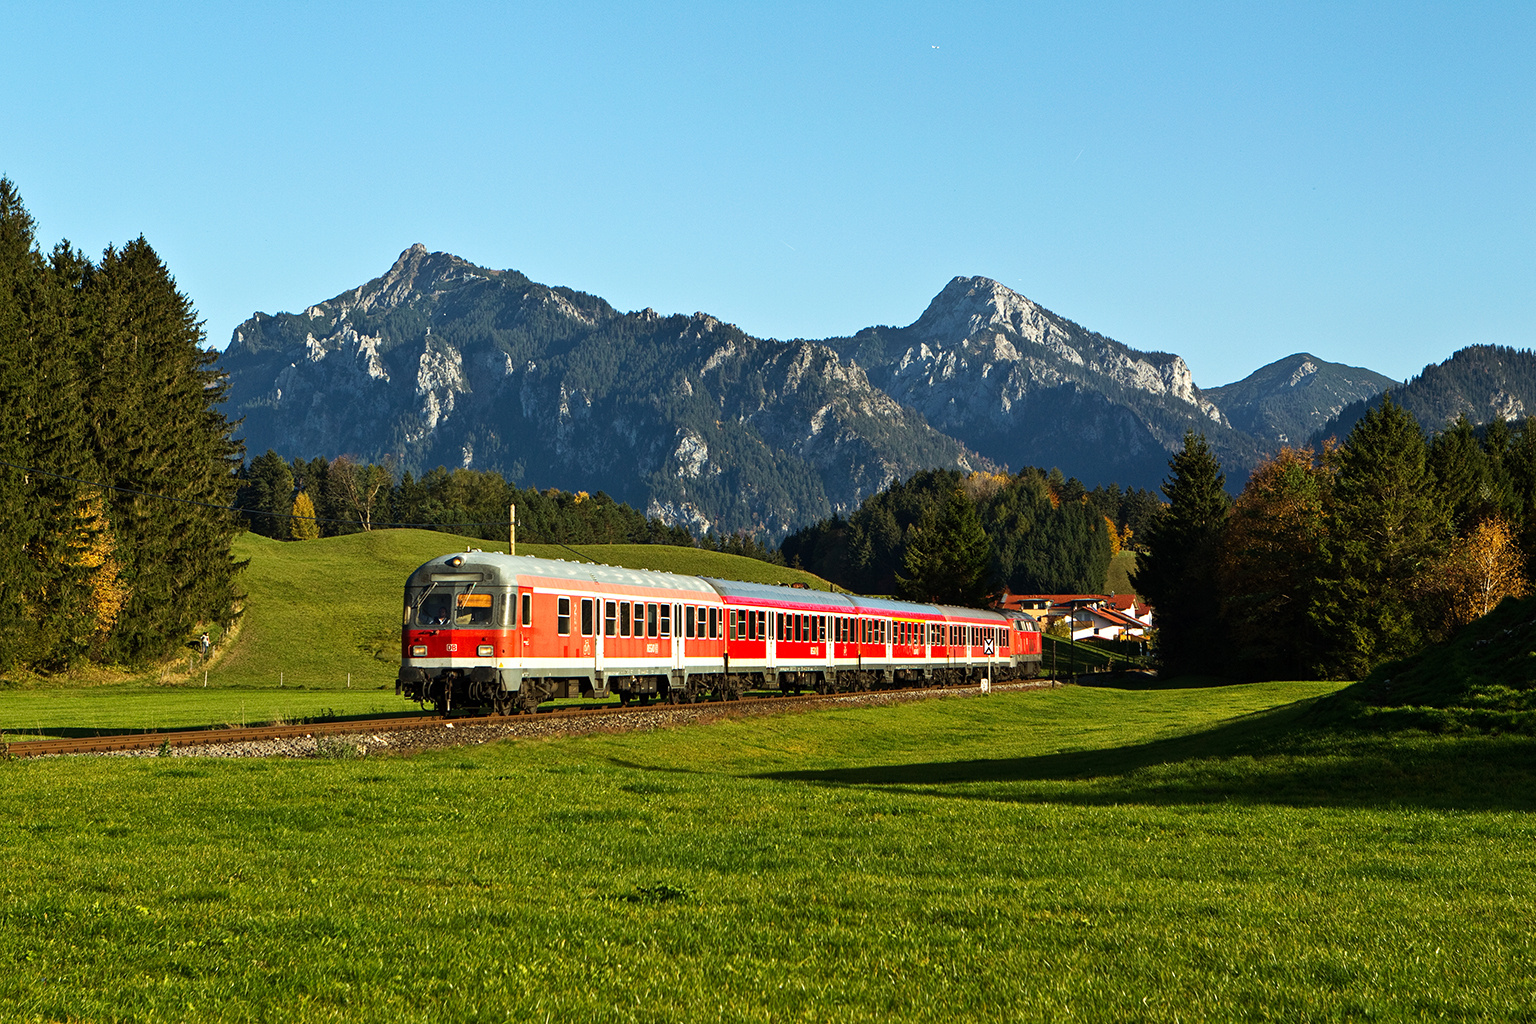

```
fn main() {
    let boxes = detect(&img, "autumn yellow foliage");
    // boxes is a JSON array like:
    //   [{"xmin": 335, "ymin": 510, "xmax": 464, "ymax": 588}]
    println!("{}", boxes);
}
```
[{"xmin": 1438, "ymin": 515, "xmax": 1529, "ymax": 625}]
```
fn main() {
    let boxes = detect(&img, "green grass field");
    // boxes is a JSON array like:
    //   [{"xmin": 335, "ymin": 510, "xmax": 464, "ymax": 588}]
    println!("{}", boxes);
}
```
[
  {"xmin": 0, "ymin": 530, "xmax": 834, "ymax": 736},
  {"xmin": 7, "ymin": 678, "xmax": 1536, "ymax": 1022}
]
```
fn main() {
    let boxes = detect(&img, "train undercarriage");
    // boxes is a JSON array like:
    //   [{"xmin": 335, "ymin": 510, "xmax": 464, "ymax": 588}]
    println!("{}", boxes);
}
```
[{"xmin": 398, "ymin": 660, "xmax": 1043, "ymax": 715}]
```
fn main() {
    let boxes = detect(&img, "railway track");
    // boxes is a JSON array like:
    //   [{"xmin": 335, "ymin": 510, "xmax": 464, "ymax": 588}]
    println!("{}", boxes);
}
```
[{"xmin": 4, "ymin": 679, "xmax": 1056, "ymax": 759}]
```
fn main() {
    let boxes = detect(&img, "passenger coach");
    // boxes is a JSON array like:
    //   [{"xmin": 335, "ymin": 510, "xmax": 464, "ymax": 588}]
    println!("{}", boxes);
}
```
[{"xmin": 396, "ymin": 551, "xmax": 1043, "ymax": 713}]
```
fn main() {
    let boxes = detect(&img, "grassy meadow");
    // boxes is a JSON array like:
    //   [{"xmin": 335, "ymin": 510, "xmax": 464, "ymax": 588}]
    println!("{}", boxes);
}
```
[{"xmin": 7, "ymin": 677, "xmax": 1536, "ymax": 1021}]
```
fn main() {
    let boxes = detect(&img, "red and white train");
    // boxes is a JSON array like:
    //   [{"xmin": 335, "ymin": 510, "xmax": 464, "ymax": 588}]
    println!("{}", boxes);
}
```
[{"xmin": 396, "ymin": 551, "xmax": 1044, "ymax": 713}]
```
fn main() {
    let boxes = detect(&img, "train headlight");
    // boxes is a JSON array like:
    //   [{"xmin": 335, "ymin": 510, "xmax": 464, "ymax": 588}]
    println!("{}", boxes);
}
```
[
  {"xmin": 410, "ymin": 645, "xmax": 427, "ymax": 657},
  {"xmin": 477, "ymin": 644, "xmax": 494, "ymax": 657}
]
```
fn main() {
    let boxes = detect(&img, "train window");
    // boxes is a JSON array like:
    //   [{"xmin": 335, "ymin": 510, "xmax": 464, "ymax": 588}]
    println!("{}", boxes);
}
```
[
  {"xmin": 633, "ymin": 603, "xmax": 644, "ymax": 636},
  {"xmin": 817, "ymin": 616, "xmax": 825, "ymax": 642},
  {"xmin": 776, "ymin": 613, "xmax": 785, "ymax": 641},
  {"xmin": 417, "ymin": 592, "xmax": 452, "ymax": 627},
  {"xmin": 620, "ymin": 602, "xmax": 631, "ymax": 637},
  {"xmin": 647, "ymin": 603, "xmax": 659, "ymax": 638},
  {"xmin": 581, "ymin": 598, "xmax": 594, "ymax": 637},
  {"xmin": 746, "ymin": 610, "xmax": 756, "ymax": 641},
  {"xmin": 756, "ymin": 610, "xmax": 766, "ymax": 639},
  {"xmin": 456, "ymin": 592, "xmax": 493, "ymax": 626},
  {"xmin": 685, "ymin": 605, "xmax": 695, "ymax": 639},
  {"xmin": 522, "ymin": 592, "xmax": 532, "ymax": 628},
  {"xmin": 605, "ymin": 601, "xmax": 617, "ymax": 637},
  {"xmin": 557, "ymin": 597, "xmax": 571, "ymax": 636},
  {"xmin": 710, "ymin": 606, "xmax": 719, "ymax": 639},
  {"xmin": 499, "ymin": 597, "xmax": 510, "ymax": 628},
  {"xmin": 659, "ymin": 604, "xmax": 671, "ymax": 638}
]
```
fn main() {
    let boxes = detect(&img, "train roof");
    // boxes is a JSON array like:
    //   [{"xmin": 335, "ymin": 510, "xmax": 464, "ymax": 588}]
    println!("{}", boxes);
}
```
[
  {"xmin": 700, "ymin": 577, "xmax": 856, "ymax": 611},
  {"xmin": 405, "ymin": 552, "xmax": 717, "ymax": 595},
  {"xmin": 931, "ymin": 603, "xmax": 1012, "ymax": 623},
  {"xmin": 843, "ymin": 594, "xmax": 946, "ymax": 618}
]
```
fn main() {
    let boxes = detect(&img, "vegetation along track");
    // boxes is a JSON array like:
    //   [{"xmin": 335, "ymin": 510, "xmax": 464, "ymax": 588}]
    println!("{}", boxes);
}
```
[{"xmin": 6, "ymin": 679, "xmax": 1062, "ymax": 759}]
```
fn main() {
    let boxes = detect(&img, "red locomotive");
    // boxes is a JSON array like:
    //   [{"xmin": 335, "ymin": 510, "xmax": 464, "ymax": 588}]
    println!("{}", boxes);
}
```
[{"xmin": 396, "ymin": 551, "xmax": 1043, "ymax": 713}]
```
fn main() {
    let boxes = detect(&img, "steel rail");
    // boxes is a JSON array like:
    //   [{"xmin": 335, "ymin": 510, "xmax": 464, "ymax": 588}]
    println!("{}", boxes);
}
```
[{"xmin": 4, "ymin": 677, "xmax": 1047, "ymax": 758}]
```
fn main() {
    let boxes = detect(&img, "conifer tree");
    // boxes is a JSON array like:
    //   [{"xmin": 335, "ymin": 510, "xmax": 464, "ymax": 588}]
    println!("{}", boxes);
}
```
[
  {"xmin": 77, "ymin": 237, "xmax": 244, "ymax": 663},
  {"xmin": 1131, "ymin": 432, "xmax": 1230, "ymax": 676},
  {"xmin": 1310, "ymin": 395, "xmax": 1449, "ymax": 677},
  {"xmin": 895, "ymin": 486, "xmax": 992, "ymax": 605}
]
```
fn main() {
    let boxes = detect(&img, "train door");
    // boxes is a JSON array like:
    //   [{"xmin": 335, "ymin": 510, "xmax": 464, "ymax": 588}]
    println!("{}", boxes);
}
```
[
  {"xmin": 672, "ymin": 602, "xmax": 685, "ymax": 674},
  {"xmin": 580, "ymin": 596, "xmax": 598, "ymax": 680}
]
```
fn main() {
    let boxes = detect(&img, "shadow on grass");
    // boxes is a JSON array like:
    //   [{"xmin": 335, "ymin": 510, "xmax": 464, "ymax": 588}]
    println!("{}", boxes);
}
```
[{"xmin": 747, "ymin": 698, "xmax": 1536, "ymax": 812}]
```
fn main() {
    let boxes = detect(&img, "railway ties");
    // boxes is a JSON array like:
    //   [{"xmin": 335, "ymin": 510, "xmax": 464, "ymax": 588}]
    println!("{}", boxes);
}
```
[{"xmin": 5, "ymin": 679, "xmax": 1054, "ymax": 758}]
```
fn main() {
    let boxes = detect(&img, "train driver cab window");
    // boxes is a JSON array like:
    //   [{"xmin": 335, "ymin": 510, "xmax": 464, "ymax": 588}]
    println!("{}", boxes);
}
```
[
  {"xmin": 456, "ymin": 592, "xmax": 493, "ymax": 626},
  {"xmin": 522, "ymin": 592, "xmax": 532, "ymax": 629},
  {"xmin": 605, "ymin": 601, "xmax": 618, "ymax": 637},
  {"xmin": 417, "ymin": 591, "xmax": 453, "ymax": 627},
  {"xmin": 581, "ymin": 598, "xmax": 594, "ymax": 637},
  {"xmin": 557, "ymin": 597, "xmax": 572, "ymax": 636}
]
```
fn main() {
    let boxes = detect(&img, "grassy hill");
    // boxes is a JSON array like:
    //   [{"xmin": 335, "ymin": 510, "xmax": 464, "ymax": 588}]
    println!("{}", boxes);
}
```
[
  {"xmin": 1315, "ymin": 592, "xmax": 1536, "ymax": 734},
  {"xmin": 223, "ymin": 529, "xmax": 834, "ymax": 691}
]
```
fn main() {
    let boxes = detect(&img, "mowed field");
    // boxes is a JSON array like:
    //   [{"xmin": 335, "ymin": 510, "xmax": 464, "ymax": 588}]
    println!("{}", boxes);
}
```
[
  {"xmin": 8, "ymin": 678, "xmax": 1536, "ymax": 1021},
  {"xmin": 0, "ymin": 530, "xmax": 834, "ymax": 738}
]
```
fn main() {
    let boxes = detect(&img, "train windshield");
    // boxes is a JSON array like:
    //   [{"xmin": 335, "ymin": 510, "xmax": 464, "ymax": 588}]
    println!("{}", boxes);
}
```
[{"xmin": 413, "ymin": 587, "xmax": 494, "ymax": 627}]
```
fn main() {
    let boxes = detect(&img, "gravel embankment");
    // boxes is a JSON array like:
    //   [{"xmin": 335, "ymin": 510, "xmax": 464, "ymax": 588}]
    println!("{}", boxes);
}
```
[{"xmin": 103, "ymin": 679, "xmax": 1062, "ymax": 759}]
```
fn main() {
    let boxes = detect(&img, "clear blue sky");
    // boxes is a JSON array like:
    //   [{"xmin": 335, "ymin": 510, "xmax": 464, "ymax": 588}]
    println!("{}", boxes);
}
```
[{"xmin": 5, "ymin": 2, "xmax": 1531, "ymax": 387}]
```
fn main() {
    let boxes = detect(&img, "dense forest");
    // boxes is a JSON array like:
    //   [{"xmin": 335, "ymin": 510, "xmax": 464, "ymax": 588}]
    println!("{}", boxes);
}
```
[
  {"xmin": 0, "ymin": 179, "xmax": 243, "ymax": 671},
  {"xmin": 1142, "ymin": 403, "xmax": 1536, "ymax": 680},
  {"xmin": 781, "ymin": 467, "xmax": 1162, "ymax": 602}
]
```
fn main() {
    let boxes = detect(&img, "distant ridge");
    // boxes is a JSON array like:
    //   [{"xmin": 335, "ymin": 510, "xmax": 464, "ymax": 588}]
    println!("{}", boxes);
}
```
[
  {"xmin": 1314, "ymin": 345, "xmax": 1536, "ymax": 442},
  {"xmin": 1205, "ymin": 353, "xmax": 1398, "ymax": 445},
  {"xmin": 218, "ymin": 249, "xmax": 1437, "ymax": 536}
]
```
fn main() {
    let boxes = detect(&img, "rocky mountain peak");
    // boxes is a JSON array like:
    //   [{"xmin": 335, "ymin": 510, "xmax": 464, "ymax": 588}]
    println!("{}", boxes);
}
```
[{"xmin": 909, "ymin": 275, "xmax": 1048, "ymax": 344}]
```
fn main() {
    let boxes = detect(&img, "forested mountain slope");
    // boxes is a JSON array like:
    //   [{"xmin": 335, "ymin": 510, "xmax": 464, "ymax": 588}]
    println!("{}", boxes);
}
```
[{"xmin": 1317, "ymin": 345, "xmax": 1536, "ymax": 442}]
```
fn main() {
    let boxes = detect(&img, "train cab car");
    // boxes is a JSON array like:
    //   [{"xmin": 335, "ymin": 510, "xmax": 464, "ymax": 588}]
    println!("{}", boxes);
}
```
[{"xmin": 397, "ymin": 552, "xmax": 724, "ymax": 713}]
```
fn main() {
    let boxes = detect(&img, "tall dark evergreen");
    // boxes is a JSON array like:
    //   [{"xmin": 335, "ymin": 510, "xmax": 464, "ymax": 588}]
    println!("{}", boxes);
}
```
[
  {"xmin": 234, "ymin": 450, "xmax": 296, "ymax": 537},
  {"xmin": 0, "ymin": 179, "xmax": 49, "ymax": 668},
  {"xmin": 1310, "ymin": 394, "xmax": 1450, "ymax": 678},
  {"xmin": 895, "ymin": 487, "xmax": 993, "ymax": 605},
  {"xmin": 74, "ymin": 237, "xmax": 245, "ymax": 663},
  {"xmin": 1131, "ymin": 432, "xmax": 1230, "ymax": 676}
]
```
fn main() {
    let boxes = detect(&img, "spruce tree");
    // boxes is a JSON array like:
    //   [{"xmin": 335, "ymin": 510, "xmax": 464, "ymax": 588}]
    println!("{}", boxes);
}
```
[
  {"xmin": 1310, "ymin": 394, "xmax": 1449, "ymax": 678},
  {"xmin": 77, "ymin": 238, "xmax": 244, "ymax": 663},
  {"xmin": 895, "ymin": 486, "xmax": 993, "ymax": 605},
  {"xmin": 1131, "ymin": 432, "xmax": 1230, "ymax": 677}
]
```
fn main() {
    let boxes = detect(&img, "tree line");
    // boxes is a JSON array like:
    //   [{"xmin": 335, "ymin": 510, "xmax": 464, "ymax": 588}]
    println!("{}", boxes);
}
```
[
  {"xmin": 0, "ymin": 179, "xmax": 242, "ymax": 671},
  {"xmin": 234, "ymin": 450, "xmax": 783, "ymax": 561},
  {"xmin": 1138, "ymin": 397, "xmax": 1536, "ymax": 680},
  {"xmin": 780, "ymin": 468, "xmax": 1161, "ymax": 604}
]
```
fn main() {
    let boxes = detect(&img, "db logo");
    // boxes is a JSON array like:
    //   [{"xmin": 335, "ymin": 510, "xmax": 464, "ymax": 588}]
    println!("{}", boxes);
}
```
[
  {"xmin": 446, "ymin": 643, "xmax": 458, "ymax": 653},
  {"xmin": 646, "ymin": 643, "xmax": 659, "ymax": 654}
]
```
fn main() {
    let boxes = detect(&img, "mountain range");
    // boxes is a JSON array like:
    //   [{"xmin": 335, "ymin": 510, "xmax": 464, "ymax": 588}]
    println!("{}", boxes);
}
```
[{"xmin": 218, "ymin": 245, "xmax": 1518, "ymax": 538}]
